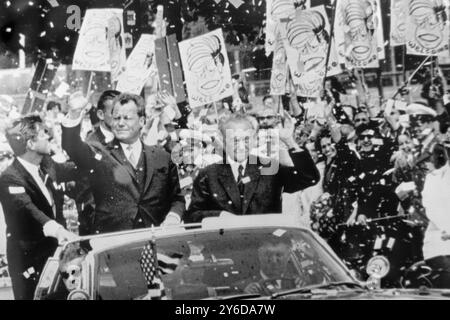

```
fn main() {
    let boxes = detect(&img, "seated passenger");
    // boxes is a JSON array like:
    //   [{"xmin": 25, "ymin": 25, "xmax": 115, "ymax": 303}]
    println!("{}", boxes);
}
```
[
  {"xmin": 43, "ymin": 243, "xmax": 87, "ymax": 300},
  {"xmin": 237, "ymin": 237, "xmax": 302, "ymax": 295}
]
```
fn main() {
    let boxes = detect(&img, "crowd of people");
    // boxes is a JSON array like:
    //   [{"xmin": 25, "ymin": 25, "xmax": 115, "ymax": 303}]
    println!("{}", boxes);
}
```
[{"xmin": 2, "ymin": 65, "xmax": 450, "ymax": 297}]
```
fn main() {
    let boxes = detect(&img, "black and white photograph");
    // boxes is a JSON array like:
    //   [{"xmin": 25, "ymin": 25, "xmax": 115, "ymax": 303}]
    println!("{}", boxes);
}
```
[{"xmin": 2, "ymin": 0, "xmax": 450, "ymax": 306}]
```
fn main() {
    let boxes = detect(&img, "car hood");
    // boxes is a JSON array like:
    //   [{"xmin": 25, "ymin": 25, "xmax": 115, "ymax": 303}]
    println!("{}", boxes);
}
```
[{"xmin": 249, "ymin": 289, "xmax": 450, "ymax": 300}]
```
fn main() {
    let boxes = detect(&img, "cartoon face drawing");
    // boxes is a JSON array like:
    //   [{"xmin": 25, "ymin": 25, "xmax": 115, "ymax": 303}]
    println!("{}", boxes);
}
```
[
  {"xmin": 271, "ymin": 0, "xmax": 296, "ymax": 21},
  {"xmin": 186, "ymin": 35, "xmax": 225, "ymax": 97},
  {"xmin": 83, "ymin": 23, "xmax": 107, "ymax": 61},
  {"xmin": 410, "ymin": 0, "xmax": 447, "ymax": 50},
  {"xmin": 391, "ymin": 0, "xmax": 408, "ymax": 43},
  {"xmin": 271, "ymin": 39, "xmax": 288, "ymax": 92},
  {"xmin": 286, "ymin": 9, "xmax": 329, "ymax": 91},
  {"xmin": 344, "ymin": 0, "xmax": 376, "ymax": 63}
]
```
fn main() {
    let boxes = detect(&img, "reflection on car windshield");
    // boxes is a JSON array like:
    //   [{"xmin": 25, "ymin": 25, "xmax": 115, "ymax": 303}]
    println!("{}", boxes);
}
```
[{"xmin": 96, "ymin": 228, "xmax": 353, "ymax": 300}]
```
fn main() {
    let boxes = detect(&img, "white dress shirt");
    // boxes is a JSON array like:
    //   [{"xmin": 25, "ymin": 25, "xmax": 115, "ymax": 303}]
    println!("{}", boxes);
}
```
[
  {"xmin": 226, "ymin": 156, "xmax": 247, "ymax": 182},
  {"xmin": 120, "ymin": 140, "xmax": 143, "ymax": 168},
  {"xmin": 17, "ymin": 157, "xmax": 64, "ymax": 238},
  {"xmin": 17, "ymin": 157, "xmax": 54, "ymax": 208}
]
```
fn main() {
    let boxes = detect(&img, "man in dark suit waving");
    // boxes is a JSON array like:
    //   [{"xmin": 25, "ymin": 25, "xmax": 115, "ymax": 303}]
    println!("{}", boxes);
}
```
[
  {"xmin": 0, "ymin": 116, "xmax": 77, "ymax": 300},
  {"xmin": 61, "ymin": 92, "xmax": 185, "ymax": 234},
  {"xmin": 74, "ymin": 90, "xmax": 120, "ymax": 235},
  {"xmin": 185, "ymin": 113, "xmax": 320, "ymax": 222}
]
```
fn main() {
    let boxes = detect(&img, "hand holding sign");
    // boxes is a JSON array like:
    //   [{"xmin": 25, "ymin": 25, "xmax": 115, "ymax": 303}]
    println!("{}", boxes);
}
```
[{"xmin": 279, "ymin": 111, "xmax": 298, "ymax": 149}]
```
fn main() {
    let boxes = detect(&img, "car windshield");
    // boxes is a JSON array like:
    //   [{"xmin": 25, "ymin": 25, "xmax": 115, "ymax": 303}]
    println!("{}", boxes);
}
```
[{"xmin": 94, "ymin": 227, "xmax": 354, "ymax": 300}]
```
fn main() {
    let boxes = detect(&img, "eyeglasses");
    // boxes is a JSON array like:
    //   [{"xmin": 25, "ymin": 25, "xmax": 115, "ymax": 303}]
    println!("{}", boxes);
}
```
[
  {"xmin": 60, "ymin": 265, "xmax": 81, "ymax": 280},
  {"xmin": 354, "ymin": 118, "xmax": 369, "ymax": 124},
  {"xmin": 257, "ymin": 116, "xmax": 277, "ymax": 121}
]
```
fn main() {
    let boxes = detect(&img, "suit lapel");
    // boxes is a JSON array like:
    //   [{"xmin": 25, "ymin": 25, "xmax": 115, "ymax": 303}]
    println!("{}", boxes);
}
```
[
  {"xmin": 13, "ymin": 159, "xmax": 53, "ymax": 210},
  {"xmin": 143, "ymin": 145, "xmax": 155, "ymax": 195},
  {"xmin": 218, "ymin": 165, "xmax": 242, "ymax": 211},
  {"xmin": 96, "ymin": 127, "xmax": 106, "ymax": 144},
  {"xmin": 107, "ymin": 139, "xmax": 138, "ymax": 183},
  {"xmin": 242, "ymin": 163, "xmax": 261, "ymax": 215}
]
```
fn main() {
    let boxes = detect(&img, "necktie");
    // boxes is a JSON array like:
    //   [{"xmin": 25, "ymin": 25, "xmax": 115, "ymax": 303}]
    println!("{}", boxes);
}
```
[
  {"xmin": 38, "ymin": 168, "xmax": 46, "ymax": 184},
  {"xmin": 237, "ymin": 164, "xmax": 245, "ymax": 199},
  {"xmin": 127, "ymin": 145, "xmax": 138, "ymax": 169}
]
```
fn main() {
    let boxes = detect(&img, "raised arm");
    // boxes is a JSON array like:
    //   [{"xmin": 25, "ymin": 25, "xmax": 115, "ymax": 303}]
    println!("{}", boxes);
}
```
[
  {"xmin": 61, "ymin": 92, "xmax": 96, "ymax": 170},
  {"xmin": 277, "ymin": 111, "xmax": 320, "ymax": 193}
]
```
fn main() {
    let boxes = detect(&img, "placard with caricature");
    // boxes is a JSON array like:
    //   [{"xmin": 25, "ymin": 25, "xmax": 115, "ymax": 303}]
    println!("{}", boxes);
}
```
[
  {"xmin": 116, "ymin": 34, "xmax": 158, "ymax": 94},
  {"xmin": 179, "ymin": 29, "xmax": 233, "ymax": 108},
  {"xmin": 390, "ymin": 0, "xmax": 409, "ymax": 46},
  {"xmin": 270, "ymin": 36, "xmax": 289, "ymax": 96},
  {"xmin": 282, "ymin": 5, "xmax": 340, "ymax": 97},
  {"xmin": 335, "ymin": 0, "xmax": 381, "ymax": 69},
  {"xmin": 406, "ymin": 0, "xmax": 450, "ymax": 56},
  {"xmin": 265, "ymin": 0, "xmax": 310, "ymax": 55},
  {"xmin": 72, "ymin": 9, "xmax": 126, "ymax": 82}
]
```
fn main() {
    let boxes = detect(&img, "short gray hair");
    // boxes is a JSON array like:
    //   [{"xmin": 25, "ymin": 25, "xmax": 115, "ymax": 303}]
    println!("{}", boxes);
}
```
[{"xmin": 218, "ymin": 113, "xmax": 258, "ymax": 137}]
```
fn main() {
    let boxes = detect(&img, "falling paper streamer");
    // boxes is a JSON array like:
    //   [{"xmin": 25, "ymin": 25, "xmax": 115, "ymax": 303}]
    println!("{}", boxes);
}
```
[
  {"xmin": 46, "ymin": 0, "xmax": 59, "ymax": 7},
  {"xmin": 390, "ymin": 0, "xmax": 409, "ymax": 46},
  {"xmin": 406, "ymin": 0, "xmax": 450, "ymax": 56},
  {"xmin": 265, "ymin": 0, "xmax": 311, "ymax": 55},
  {"xmin": 282, "ymin": 6, "xmax": 337, "ymax": 97},
  {"xmin": 73, "ymin": 8, "xmax": 126, "ymax": 78},
  {"xmin": 179, "ymin": 29, "xmax": 233, "ymax": 108},
  {"xmin": 270, "ymin": 37, "xmax": 289, "ymax": 95},
  {"xmin": 116, "ymin": 34, "xmax": 158, "ymax": 94},
  {"xmin": 337, "ymin": 0, "xmax": 380, "ymax": 69}
]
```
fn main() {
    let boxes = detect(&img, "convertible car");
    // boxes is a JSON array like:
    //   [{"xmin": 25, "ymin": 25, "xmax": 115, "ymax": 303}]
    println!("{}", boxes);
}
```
[{"xmin": 34, "ymin": 215, "xmax": 450, "ymax": 300}]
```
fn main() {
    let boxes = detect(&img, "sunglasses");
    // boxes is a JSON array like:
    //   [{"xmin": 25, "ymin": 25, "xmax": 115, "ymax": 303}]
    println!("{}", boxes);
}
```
[{"xmin": 257, "ymin": 116, "xmax": 277, "ymax": 121}]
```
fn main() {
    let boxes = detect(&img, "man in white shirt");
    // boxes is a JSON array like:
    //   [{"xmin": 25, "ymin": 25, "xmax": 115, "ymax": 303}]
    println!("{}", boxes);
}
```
[{"xmin": 0, "ymin": 115, "xmax": 77, "ymax": 299}]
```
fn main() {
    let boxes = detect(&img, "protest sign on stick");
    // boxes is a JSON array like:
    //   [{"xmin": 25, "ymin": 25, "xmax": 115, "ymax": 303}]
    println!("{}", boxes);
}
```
[
  {"xmin": 72, "ymin": 9, "xmax": 126, "ymax": 83},
  {"xmin": 22, "ymin": 58, "xmax": 60, "ymax": 115},
  {"xmin": 336, "ymin": 0, "xmax": 380, "ymax": 69},
  {"xmin": 265, "ymin": 0, "xmax": 311, "ymax": 55},
  {"xmin": 270, "ymin": 37, "xmax": 289, "ymax": 96},
  {"xmin": 116, "ymin": 34, "xmax": 158, "ymax": 95},
  {"xmin": 155, "ymin": 34, "xmax": 186, "ymax": 104},
  {"xmin": 154, "ymin": 5, "xmax": 167, "ymax": 39},
  {"xmin": 390, "ymin": 0, "xmax": 408, "ymax": 46},
  {"xmin": 406, "ymin": 0, "xmax": 450, "ymax": 56},
  {"xmin": 283, "ymin": 5, "xmax": 338, "ymax": 97},
  {"xmin": 179, "ymin": 29, "xmax": 233, "ymax": 108}
]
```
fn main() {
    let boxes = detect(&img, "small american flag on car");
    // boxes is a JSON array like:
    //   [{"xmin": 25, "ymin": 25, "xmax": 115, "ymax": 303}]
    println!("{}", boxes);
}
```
[{"xmin": 139, "ymin": 236, "xmax": 183, "ymax": 300}]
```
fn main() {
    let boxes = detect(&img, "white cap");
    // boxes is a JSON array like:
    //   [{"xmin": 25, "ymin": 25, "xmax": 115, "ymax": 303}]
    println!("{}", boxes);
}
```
[{"xmin": 406, "ymin": 103, "xmax": 437, "ymax": 117}]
